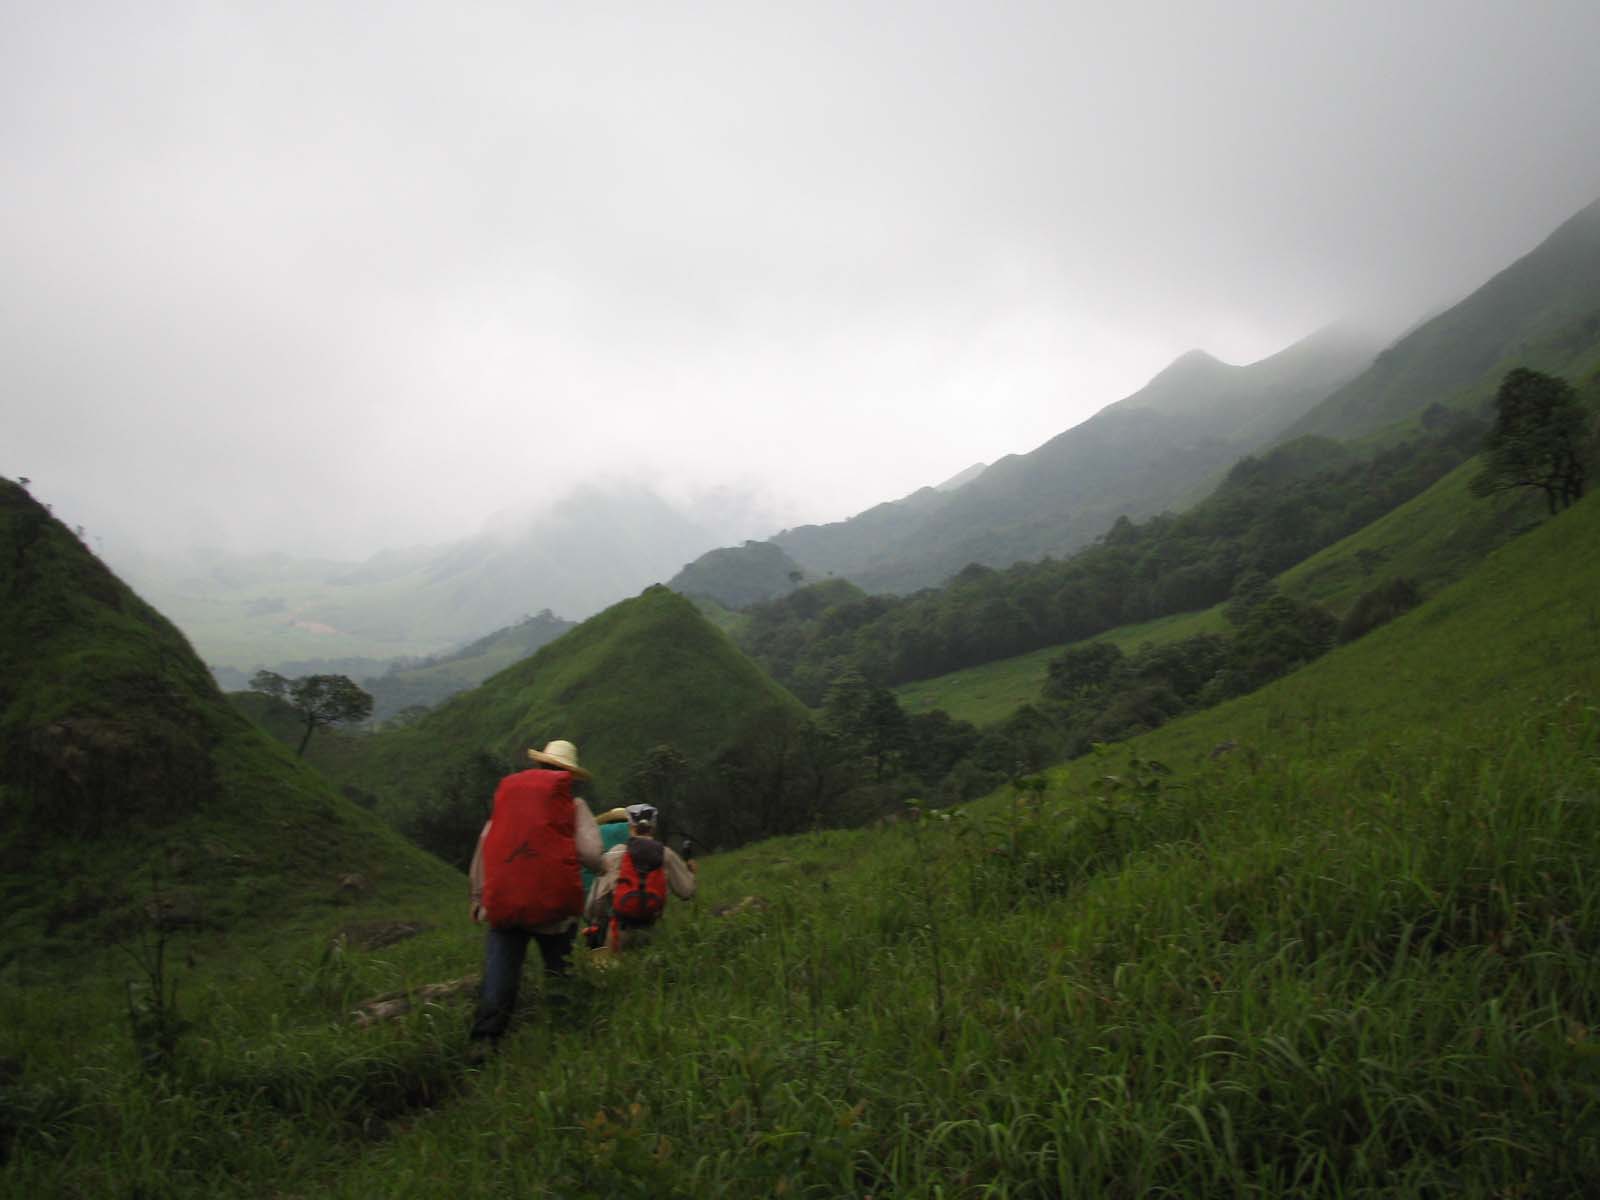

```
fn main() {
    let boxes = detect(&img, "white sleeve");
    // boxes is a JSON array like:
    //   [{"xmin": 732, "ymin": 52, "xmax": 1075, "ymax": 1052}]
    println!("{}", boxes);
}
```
[{"xmin": 574, "ymin": 802, "xmax": 604, "ymax": 872}]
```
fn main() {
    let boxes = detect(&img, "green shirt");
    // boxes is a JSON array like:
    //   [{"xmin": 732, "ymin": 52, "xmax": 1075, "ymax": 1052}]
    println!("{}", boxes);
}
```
[{"xmin": 584, "ymin": 821, "xmax": 631, "ymax": 894}]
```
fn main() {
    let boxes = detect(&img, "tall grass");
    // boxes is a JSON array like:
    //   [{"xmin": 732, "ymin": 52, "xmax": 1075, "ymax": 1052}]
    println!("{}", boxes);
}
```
[
  {"xmin": 7, "ymin": 500, "xmax": 1600, "ymax": 1196},
  {"xmin": 10, "ymin": 694, "xmax": 1594, "ymax": 1196}
]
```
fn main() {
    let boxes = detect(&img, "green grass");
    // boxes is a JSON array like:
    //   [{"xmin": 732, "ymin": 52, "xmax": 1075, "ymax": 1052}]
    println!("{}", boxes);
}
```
[
  {"xmin": 7, "ymin": 492, "xmax": 1600, "ymax": 1196},
  {"xmin": 0, "ymin": 479, "xmax": 461, "ymax": 967},
  {"xmin": 1276, "ymin": 455, "xmax": 1546, "ymax": 613},
  {"xmin": 893, "ymin": 452, "xmax": 1549, "ymax": 727},
  {"xmin": 687, "ymin": 595, "xmax": 751, "ymax": 640},
  {"xmin": 317, "ymin": 586, "xmax": 810, "ymax": 819},
  {"xmin": 892, "ymin": 609, "xmax": 1228, "ymax": 726}
]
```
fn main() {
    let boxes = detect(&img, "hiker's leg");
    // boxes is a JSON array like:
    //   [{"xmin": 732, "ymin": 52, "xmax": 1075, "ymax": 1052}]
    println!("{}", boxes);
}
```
[
  {"xmin": 470, "ymin": 926, "xmax": 531, "ymax": 1041},
  {"xmin": 585, "ymin": 893, "xmax": 613, "ymax": 949},
  {"xmin": 532, "ymin": 925, "xmax": 577, "ymax": 977}
]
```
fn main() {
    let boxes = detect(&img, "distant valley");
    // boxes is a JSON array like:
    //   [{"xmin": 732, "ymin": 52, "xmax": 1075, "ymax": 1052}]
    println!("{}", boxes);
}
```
[{"xmin": 114, "ymin": 482, "xmax": 766, "ymax": 676}]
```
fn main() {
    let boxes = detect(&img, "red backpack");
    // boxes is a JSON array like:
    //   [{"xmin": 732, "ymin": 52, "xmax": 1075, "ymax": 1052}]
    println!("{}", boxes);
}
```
[
  {"xmin": 611, "ymin": 837, "xmax": 669, "ymax": 924},
  {"xmin": 481, "ymin": 769, "xmax": 583, "ymax": 928}
]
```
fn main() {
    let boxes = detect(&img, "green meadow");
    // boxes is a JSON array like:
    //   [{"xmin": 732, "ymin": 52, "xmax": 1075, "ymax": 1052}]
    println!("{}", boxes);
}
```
[
  {"xmin": 892, "ymin": 455, "xmax": 1548, "ymax": 729},
  {"xmin": 6, "ymin": 487, "xmax": 1600, "ymax": 1195},
  {"xmin": 892, "ymin": 609, "xmax": 1230, "ymax": 728}
]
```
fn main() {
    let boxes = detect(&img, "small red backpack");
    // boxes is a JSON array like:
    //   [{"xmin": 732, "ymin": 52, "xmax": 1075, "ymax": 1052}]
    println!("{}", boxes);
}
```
[
  {"xmin": 481, "ymin": 769, "xmax": 583, "ymax": 928},
  {"xmin": 611, "ymin": 836, "xmax": 669, "ymax": 923}
]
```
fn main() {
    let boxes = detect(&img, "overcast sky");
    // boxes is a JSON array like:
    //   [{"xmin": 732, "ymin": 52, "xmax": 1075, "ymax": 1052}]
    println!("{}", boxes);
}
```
[{"xmin": 6, "ymin": 1, "xmax": 1600, "ymax": 562}]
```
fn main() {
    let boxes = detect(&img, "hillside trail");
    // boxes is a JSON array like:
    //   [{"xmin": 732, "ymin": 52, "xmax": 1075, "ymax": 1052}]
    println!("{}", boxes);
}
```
[{"xmin": 346, "ymin": 895, "xmax": 768, "ymax": 1026}]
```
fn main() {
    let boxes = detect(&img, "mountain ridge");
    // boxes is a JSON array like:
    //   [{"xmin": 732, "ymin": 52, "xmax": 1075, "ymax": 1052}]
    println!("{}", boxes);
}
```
[
  {"xmin": 1287, "ymin": 195, "xmax": 1600, "ymax": 439},
  {"xmin": 674, "ymin": 321, "xmax": 1380, "ymax": 602}
]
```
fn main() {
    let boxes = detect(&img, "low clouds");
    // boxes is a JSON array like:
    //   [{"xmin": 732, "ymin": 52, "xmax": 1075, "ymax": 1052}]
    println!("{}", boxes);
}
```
[{"xmin": 6, "ymin": 1, "xmax": 1600, "ymax": 561}]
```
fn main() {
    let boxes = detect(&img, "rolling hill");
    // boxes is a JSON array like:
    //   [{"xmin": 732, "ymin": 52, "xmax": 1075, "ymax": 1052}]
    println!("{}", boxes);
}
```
[
  {"xmin": 0, "ymin": 477, "xmax": 459, "ymax": 966},
  {"xmin": 313, "ymin": 585, "xmax": 811, "ymax": 826}
]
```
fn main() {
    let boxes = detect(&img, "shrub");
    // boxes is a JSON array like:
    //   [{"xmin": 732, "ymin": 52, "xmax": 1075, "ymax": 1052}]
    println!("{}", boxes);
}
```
[{"xmin": 1339, "ymin": 577, "xmax": 1423, "ymax": 643}]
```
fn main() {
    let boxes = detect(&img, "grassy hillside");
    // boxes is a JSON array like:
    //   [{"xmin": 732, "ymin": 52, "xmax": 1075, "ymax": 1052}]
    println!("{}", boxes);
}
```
[
  {"xmin": 893, "ymin": 450, "xmax": 1548, "ymax": 727},
  {"xmin": 7, "ymin": 485, "xmax": 1600, "ymax": 1195},
  {"xmin": 687, "ymin": 594, "xmax": 752, "ymax": 640},
  {"xmin": 893, "ymin": 608, "xmax": 1230, "ymax": 726},
  {"xmin": 0, "ymin": 477, "xmax": 460, "ymax": 968},
  {"xmin": 318, "ymin": 585, "xmax": 811, "ymax": 819}
]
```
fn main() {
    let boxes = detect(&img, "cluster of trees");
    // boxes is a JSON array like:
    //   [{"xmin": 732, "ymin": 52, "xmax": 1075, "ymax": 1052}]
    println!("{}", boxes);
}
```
[
  {"xmin": 399, "ymin": 680, "xmax": 1002, "ymax": 866},
  {"xmin": 630, "ymin": 673, "xmax": 1057, "ymax": 850},
  {"xmin": 738, "ymin": 418, "xmax": 1485, "ymax": 702},
  {"xmin": 661, "ymin": 569, "xmax": 1424, "ymax": 852},
  {"xmin": 1031, "ymin": 575, "xmax": 1421, "ymax": 760}
]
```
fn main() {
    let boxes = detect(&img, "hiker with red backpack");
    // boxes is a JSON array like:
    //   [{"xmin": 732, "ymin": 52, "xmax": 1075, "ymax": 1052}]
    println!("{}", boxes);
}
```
[
  {"xmin": 583, "ymin": 803, "xmax": 696, "ymax": 952},
  {"xmin": 467, "ymin": 739, "xmax": 604, "ymax": 1046}
]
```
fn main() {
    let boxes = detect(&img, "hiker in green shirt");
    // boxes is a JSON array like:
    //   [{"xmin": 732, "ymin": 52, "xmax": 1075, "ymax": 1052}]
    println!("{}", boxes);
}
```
[
  {"xmin": 586, "ymin": 807, "xmax": 633, "ymax": 893},
  {"xmin": 584, "ymin": 803, "xmax": 697, "ymax": 952}
]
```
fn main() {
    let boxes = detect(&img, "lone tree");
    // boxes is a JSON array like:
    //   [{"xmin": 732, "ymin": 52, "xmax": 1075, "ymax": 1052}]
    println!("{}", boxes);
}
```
[
  {"xmin": 250, "ymin": 670, "xmax": 374, "ymax": 757},
  {"xmin": 1469, "ymin": 368, "xmax": 1588, "ymax": 514}
]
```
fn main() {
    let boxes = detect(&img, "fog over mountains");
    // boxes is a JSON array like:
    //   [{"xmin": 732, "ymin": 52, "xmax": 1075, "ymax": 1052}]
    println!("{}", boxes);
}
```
[
  {"xmin": 118, "ymin": 319, "xmax": 1379, "ymax": 674},
  {"xmin": 675, "ymin": 322, "xmax": 1384, "ymax": 601},
  {"xmin": 115, "ymin": 483, "xmax": 769, "ymax": 670},
  {"xmin": 105, "ymin": 189, "xmax": 1600, "ymax": 678}
]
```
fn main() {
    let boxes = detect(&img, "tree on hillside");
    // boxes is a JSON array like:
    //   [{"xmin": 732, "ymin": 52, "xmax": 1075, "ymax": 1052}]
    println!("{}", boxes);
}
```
[
  {"xmin": 624, "ymin": 743, "xmax": 692, "ymax": 816},
  {"xmin": 1043, "ymin": 642, "xmax": 1124, "ymax": 701},
  {"xmin": 820, "ymin": 668, "xmax": 911, "ymax": 780},
  {"xmin": 1223, "ymin": 571, "xmax": 1277, "ymax": 628},
  {"xmin": 1469, "ymin": 368, "xmax": 1588, "ymax": 514},
  {"xmin": 251, "ymin": 670, "xmax": 374, "ymax": 756}
]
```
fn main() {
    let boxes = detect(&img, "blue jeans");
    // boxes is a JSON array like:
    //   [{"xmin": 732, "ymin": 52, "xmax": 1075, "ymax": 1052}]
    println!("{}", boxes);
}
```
[{"xmin": 470, "ymin": 924, "xmax": 575, "ymax": 1041}]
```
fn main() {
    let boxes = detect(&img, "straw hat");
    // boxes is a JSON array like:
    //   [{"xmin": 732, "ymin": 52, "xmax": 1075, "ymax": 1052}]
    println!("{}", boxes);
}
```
[{"xmin": 526, "ymin": 739, "xmax": 592, "ymax": 780}]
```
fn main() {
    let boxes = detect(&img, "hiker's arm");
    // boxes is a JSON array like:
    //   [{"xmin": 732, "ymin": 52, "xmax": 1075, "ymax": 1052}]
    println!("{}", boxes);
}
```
[
  {"xmin": 664, "ymin": 849, "xmax": 697, "ymax": 899},
  {"xmin": 468, "ymin": 822, "xmax": 489, "ymax": 920},
  {"xmin": 584, "ymin": 847, "xmax": 623, "ymax": 922},
  {"xmin": 574, "ymin": 802, "xmax": 604, "ymax": 873}
]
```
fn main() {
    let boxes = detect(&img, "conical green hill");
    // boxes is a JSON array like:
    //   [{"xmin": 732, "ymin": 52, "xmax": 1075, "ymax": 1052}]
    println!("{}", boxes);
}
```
[
  {"xmin": 0, "ymin": 479, "xmax": 458, "ymax": 963},
  {"xmin": 327, "ymin": 584, "xmax": 810, "ymax": 817}
]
